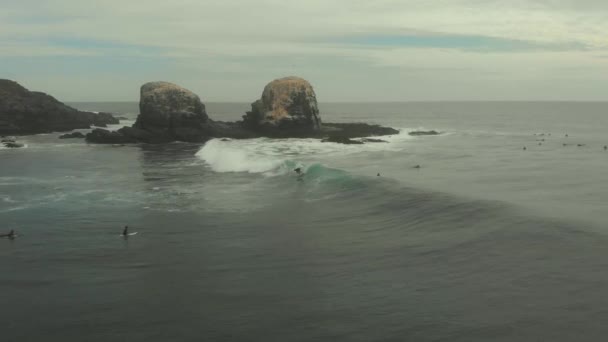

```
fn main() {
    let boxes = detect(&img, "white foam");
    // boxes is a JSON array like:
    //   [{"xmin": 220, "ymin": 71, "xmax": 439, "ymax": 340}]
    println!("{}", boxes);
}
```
[
  {"xmin": 196, "ymin": 139, "xmax": 284, "ymax": 173},
  {"xmin": 195, "ymin": 131, "xmax": 413, "ymax": 174}
]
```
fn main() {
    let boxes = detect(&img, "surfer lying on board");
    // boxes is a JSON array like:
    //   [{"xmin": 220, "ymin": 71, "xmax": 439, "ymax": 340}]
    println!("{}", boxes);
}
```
[{"xmin": 0, "ymin": 230, "xmax": 16, "ymax": 239}]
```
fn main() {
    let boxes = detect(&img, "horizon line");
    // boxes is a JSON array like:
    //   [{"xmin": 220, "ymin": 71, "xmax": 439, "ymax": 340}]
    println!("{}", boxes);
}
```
[{"xmin": 67, "ymin": 100, "xmax": 608, "ymax": 104}]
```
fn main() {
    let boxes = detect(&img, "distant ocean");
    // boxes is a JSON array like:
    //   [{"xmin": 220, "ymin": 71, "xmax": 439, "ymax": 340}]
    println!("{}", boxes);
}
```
[{"xmin": 2, "ymin": 102, "xmax": 608, "ymax": 341}]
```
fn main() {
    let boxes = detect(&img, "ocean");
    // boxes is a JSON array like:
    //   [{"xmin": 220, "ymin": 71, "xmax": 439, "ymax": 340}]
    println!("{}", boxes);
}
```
[{"xmin": 2, "ymin": 101, "xmax": 608, "ymax": 341}]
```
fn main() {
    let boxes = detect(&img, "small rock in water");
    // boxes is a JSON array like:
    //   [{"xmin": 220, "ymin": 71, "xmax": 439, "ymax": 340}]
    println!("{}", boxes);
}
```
[
  {"xmin": 360, "ymin": 138, "xmax": 388, "ymax": 143},
  {"xmin": 409, "ymin": 130, "xmax": 440, "ymax": 136}
]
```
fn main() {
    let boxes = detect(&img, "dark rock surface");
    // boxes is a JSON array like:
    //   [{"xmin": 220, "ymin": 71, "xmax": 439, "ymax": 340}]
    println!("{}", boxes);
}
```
[
  {"xmin": 361, "ymin": 138, "xmax": 388, "ymax": 143},
  {"xmin": 0, "ymin": 79, "xmax": 118, "ymax": 135},
  {"xmin": 92, "ymin": 112, "xmax": 119, "ymax": 127},
  {"xmin": 134, "ymin": 81, "xmax": 210, "ymax": 142},
  {"xmin": 86, "ymin": 79, "xmax": 399, "ymax": 145},
  {"xmin": 59, "ymin": 132, "xmax": 86, "ymax": 139},
  {"xmin": 86, "ymin": 128, "xmax": 138, "ymax": 144},
  {"xmin": 243, "ymin": 77, "xmax": 321, "ymax": 135},
  {"xmin": 322, "ymin": 123, "xmax": 399, "ymax": 139},
  {"xmin": 409, "ymin": 130, "xmax": 440, "ymax": 136}
]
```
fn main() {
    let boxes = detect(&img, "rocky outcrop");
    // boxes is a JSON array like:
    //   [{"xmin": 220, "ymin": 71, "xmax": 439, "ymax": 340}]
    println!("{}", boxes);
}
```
[
  {"xmin": 92, "ymin": 112, "xmax": 119, "ymax": 127},
  {"xmin": 59, "ymin": 132, "xmax": 86, "ymax": 139},
  {"xmin": 134, "ymin": 81, "xmax": 210, "ymax": 142},
  {"xmin": 88, "ymin": 82, "xmax": 214, "ymax": 144},
  {"xmin": 243, "ymin": 77, "xmax": 321, "ymax": 135},
  {"xmin": 86, "ymin": 78, "xmax": 399, "ymax": 145},
  {"xmin": 0, "ymin": 79, "xmax": 118, "ymax": 135},
  {"xmin": 321, "ymin": 123, "xmax": 399, "ymax": 139},
  {"xmin": 86, "ymin": 128, "xmax": 138, "ymax": 144}
]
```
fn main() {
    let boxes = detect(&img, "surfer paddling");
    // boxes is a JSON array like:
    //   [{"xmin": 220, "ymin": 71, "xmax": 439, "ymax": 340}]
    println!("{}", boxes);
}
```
[{"xmin": 1, "ymin": 230, "xmax": 16, "ymax": 239}]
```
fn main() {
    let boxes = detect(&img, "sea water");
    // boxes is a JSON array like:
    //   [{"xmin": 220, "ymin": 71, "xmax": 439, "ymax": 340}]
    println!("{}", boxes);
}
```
[{"xmin": 1, "ymin": 102, "xmax": 608, "ymax": 341}]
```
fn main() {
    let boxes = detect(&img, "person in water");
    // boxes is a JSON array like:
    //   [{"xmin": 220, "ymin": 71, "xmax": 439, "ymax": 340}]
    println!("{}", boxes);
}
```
[
  {"xmin": 122, "ymin": 226, "xmax": 129, "ymax": 236},
  {"xmin": 294, "ymin": 167, "xmax": 304, "ymax": 178},
  {"xmin": 1, "ymin": 230, "xmax": 15, "ymax": 239}
]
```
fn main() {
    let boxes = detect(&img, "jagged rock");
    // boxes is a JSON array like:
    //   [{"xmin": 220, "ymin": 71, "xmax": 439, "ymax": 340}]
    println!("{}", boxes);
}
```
[
  {"xmin": 135, "ymin": 81, "xmax": 210, "ymax": 142},
  {"xmin": 409, "ymin": 130, "xmax": 440, "ymax": 136},
  {"xmin": 243, "ymin": 76, "xmax": 321, "ymax": 134},
  {"xmin": 0, "ymin": 79, "xmax": 118, "ymax": 135},
  {"xmin": 85, "ymin": 80, "xmax": 400, "ymax": 144},
  {"xmin": 59, "ymin": 132, "xmax": 86, "ymax": 139}
]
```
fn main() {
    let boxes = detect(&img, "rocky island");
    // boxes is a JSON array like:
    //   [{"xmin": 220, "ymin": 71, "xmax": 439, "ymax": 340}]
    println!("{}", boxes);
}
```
[
  {"xmin": 86, "ymin": 77, "xmax": 399, "ymax": 144},
  {"xmin": 0, "ymin": 79, "xmax": 119, "ymax": 135}
]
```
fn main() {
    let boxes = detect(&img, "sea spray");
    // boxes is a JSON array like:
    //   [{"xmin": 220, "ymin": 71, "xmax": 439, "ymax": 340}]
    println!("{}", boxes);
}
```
[{"xmin": 196, "ymin": 139, "xmax": 285, "ymax": 173}]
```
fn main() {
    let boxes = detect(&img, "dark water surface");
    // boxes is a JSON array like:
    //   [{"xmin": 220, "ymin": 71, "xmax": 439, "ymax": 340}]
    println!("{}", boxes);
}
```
[{"xmin": 2, "ymin": 102, "xmax": 608, "ymax": 341}]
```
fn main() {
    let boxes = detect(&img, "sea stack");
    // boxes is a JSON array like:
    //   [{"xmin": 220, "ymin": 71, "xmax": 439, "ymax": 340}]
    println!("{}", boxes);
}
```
[
  {"xmin": 243, "ymin": 76, "xmax": 321, "ymax": 136},
  {"xmin": 86, "ymin": 78, "xmax": 399, "ymax": 144},
  {"xmin": 0, "ymin": 79, "xmax": 118, "ymax": 135},
  {"xmin": 134, "ymin": 81, "xmax": 211, "ymax": 142}
]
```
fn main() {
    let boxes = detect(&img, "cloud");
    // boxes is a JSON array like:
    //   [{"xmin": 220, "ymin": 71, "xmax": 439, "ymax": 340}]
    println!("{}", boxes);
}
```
[{"xmin": 0, "ymin": 0, "xmax": 607, "ymax": 100}]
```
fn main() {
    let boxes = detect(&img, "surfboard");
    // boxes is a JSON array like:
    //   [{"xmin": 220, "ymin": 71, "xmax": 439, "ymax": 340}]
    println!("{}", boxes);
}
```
[{"xmin": 120, "ymin": 232, "xmax": 138, "ymax": 236}]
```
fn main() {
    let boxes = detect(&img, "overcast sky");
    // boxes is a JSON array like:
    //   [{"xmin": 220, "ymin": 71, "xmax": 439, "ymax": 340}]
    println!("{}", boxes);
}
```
[{"xmin": 1, "ymin": 0, "xmax": 607, "ymax": 101}]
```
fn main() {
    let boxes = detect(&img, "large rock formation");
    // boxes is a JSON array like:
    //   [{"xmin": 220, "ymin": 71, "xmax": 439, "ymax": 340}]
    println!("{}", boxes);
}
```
[
  {"xmin": 86, "ymin": 77, "xmax": 399, "ymax": 144},
  {"xmin": 88, "ymin": 82, "xmax": 213, "ymax": 144},
  {"xmin": 134, "ymin": 81, "xmax": 210, "ymax": 142},
  {"xmin": 0, "ymin": 79, "xmax": 118, "ymax": 135},
  {"xmin": 243, "ymin": 77, "xmax": 321, "ymax": 136}
]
